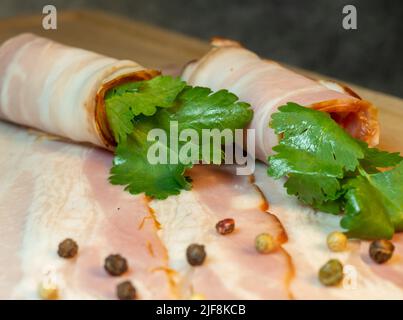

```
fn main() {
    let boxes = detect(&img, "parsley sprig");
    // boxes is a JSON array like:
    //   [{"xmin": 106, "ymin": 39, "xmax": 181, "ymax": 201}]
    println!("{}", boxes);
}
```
[
  {"xmin": 268, "ymin": 103, "xmax": 403, "ymax": 240},
  {"xmin": 105, "ymin": 76, "xmax": 253, "ymax": 199}
]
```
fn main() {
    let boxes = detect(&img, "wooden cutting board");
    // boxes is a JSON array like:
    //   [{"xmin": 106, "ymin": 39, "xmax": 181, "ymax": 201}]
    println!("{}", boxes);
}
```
[{"xmin": 0, "ymin": 10, "xmax": 402, "ymax": 153}]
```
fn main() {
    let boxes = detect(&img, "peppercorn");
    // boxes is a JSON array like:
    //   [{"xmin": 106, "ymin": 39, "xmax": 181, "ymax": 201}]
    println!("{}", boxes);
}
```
[
  {"xmin": 186, "ymin": 244, "xmax": 206, "ymax": 266},
  {"xmin": 57, "ymin": 238, "xmax": 79, "ymax": 259},
  {"xmin": 369, "ymin": 239, "xmax": 395, "ymax": 264},
  {"xmin": 318, "ymin": 259, "xmax": 344, "ymax": 286},
  {"xmin": 190, "ymin": 293, "xmax": 206, "ymax": 300},
  {"xmin": 104, "ymin": 254, "xmax": 128, "ymax": 276},
  {"xmin": 216, "ymin": 218, "xmax": 235, "ymax": 235},
  {"xmin": 117, "ymin": 281, "xmax": 137, "ymax": 300},
  {"xmin": 327, "ymin": 231, "xmax": 348, "ymax": 252},
  {"xmin": 255, "ymin": 233, "xmax": 277, "ymax": 254},
  {"xmin": 38, "ymin": 279, "xmax": 59, "ymax": 300}
]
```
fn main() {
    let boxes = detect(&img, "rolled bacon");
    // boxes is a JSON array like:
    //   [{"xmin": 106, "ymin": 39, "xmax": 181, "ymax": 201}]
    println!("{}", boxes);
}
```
[
  {"xmin": 182, "ymin": 39, "xmax": 380, "ymax": 162},
  {"xmin": 0, "ymin": 33, "xmax": 159, "ymax": 149}
]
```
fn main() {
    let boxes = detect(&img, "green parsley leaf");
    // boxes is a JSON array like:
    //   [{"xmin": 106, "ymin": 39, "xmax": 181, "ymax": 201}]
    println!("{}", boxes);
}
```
[
  {"xmin": 268, "ymin": 102, "xmax": 364, "ymax": 205},
  {"xmin": 168, "ymin": 86, "xmax": 253, "ymax": 134},
  {"xmin": 341, "ymin": 176, "xmax": 393, "ymax": 239},
  {"xmin": 267, "ymin": 102, "xmax": 403, "ymax": 239},
  {"xmin": 109, "ymin": 119, "xmax": 191, "ymax": 199},
  {"xmin": 105, "ymin": 76, "xmax": 186, "ymax": 143},
  {"xmin": 358, "ymin": 140, "xmax": 402, "ymax": 172},
  {"xmin": 341, "ymin": 162, "xmax": 403, "ymax": 239},
  {"xmin": 108, "ymin": 83, "xmax": 252, "ymax": 199}
]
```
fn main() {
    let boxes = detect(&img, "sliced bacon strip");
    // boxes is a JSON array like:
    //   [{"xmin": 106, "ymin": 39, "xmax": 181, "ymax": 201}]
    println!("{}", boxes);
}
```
[
  {"xmin": 253, "ymin": 162, "xmax": 403, "ymax": 299},
  {"xmin": 359, "ymin": 233, "xmax": 403, "ymax": 291},
  {"xmin": 0, "ymin": 33, "xmax": 158, "ymax": 149},
  {"xmin": 150, "ymin": 165, "xmax": 294, "ymax": 299},
  {"xmin": 182, "ymin": 39, "xmax": 379, "ymax": 162},
  {"xmin": 0, "ymin": 123, "xmax": 175, "ymax": 299}
]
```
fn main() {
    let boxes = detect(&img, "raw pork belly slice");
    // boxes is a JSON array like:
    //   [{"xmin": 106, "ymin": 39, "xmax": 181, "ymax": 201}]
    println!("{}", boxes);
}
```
[
  {"xmin": 0, "ymin": 122, "xmax": 293, "ymax": 299},
  {"xmin": 0, "ymin": 122, "xmax": 175, "ymax": 299},
  {"xmin": 182, "ymin": 38, "xmax": 379, "ymax": 162},
  {"xmin": 150, "ymin": 165, "xmax": 294, "ymax": 299},
  {"xmin": 0, "ymin": 33, "xmax": 159, "ymax": 149},
  {"xmin": 253, "ymin": 162, "xmax": 403, "ymax": 299}
]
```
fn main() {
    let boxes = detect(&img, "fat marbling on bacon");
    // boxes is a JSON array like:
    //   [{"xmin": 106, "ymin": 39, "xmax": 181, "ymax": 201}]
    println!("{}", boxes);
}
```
[
  {"xmin": 0, "ymin": 34, "xmax": 294, "ymax": 298},
  {"xmin": 182, "ymin": 38, "xmax": 380, "ymax": 162},
  {"xmin": 0, "ymin": 33, "xmax": 159, "ymax": 149}
]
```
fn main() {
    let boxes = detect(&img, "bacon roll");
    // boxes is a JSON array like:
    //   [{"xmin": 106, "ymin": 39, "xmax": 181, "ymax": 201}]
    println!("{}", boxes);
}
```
[
  {"xmin": 182, "ymin": 39, "xmax": 379, "ymax": 162},
  {"xmin": 0, "ymin": 33, "xmax": 159, "ymax": 149}
]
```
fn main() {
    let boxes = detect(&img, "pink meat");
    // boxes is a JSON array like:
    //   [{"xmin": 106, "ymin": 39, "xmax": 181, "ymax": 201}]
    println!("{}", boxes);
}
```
[
  {"xmin": 360, "ymin": 233, "xmax": 403, "ymax": 290},
  {"xmin": 151, "ymin": 165, "xmax": 294, "ymax": 299},
  {"xmin": 182, "ymin": 39, "xmax": 379, "ymax": 162},
  {"xmin": 0, "ymin": 123, "xmax": 175, "ymax": 299},
  {"xmin": 0, "ymin": 33, "xmax": 148, "ymax": 148}
]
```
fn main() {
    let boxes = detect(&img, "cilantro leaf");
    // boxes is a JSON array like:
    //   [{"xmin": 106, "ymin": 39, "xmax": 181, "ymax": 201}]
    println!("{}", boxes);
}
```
[
  {"xmin": 365, "ymin": 162, "xmax": 403, "ymax": 230},
  {"xmin": 341, "ymin": 163, "xmax": 403, "ymax": 239},
  {"xmin": 168, "ymin": 86, "xmax": 253, "ymax": 134},
  {"xmin": 105, "ymin": 76, "xmax": 186, "ymax": 143},
  {"xmin": 108, "ymin": 83, "xmax": 252, "ymax": 199},
  {"xmin": 358, "ymin": 140, "xmax": 402, "ymax": 172},
  {"xmin": 109, "ymin": 119, "xmax": 191, "ymax": 199},
  {"xmin": 268, "ymin": 102, "xmax": 364, "ymax": 205},
  {"xmin": 105, "ymin": 97, "xmax": 137, "ymax": 144},
  {"xmin": 267, "ymin": 102, "xmax": 403, "ymax": 239},
  {"xmin": 284, "ymin": 173, "xmax": 341, "ymax": 205}
]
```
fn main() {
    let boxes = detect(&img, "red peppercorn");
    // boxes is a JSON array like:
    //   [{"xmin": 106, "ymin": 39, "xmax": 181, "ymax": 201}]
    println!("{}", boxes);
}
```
[{"xmin": 215, "ymin": 218, "xmax": 235, "ymax": 235}]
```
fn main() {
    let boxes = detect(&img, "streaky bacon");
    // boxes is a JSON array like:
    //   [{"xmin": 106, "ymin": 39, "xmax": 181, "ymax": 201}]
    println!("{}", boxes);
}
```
[
  {"xmin": 182, "ymin": 38, "xmax": 379, "ymax": 162},
  {"xmin": 150, "ymin": 165, "xmax": 294, "ymax": 299}
]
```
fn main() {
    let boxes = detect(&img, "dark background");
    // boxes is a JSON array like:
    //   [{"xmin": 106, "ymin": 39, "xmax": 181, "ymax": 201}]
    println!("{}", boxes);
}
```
[{"xmin": 1, "ymin": 0, "xmax": 402, "ymax": 97}]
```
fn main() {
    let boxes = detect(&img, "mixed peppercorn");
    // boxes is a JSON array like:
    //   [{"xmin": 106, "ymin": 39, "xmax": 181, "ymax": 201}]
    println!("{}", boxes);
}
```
[
  {"xmin": 117, "ymin": 281, "xmax": 137, "ymax": 300},
  {"xmin": 57, "ymin": 238, "xmax": 79, "ymax": 259},
  {"xmin": 54, "ymin": 238, "xmax": 136, "ymax": 299},
  {"xmin": 326, "ymin": 231, "xmax": 348, "ymax": 252},
  {"xmin": 319, "ymin": 259, "xmax": 344, "ymax": 286},
  {"xmin": 104, "ymin": 254, "xmax": 128, "ymax": 276},
  {"xmin": 186, "ymin": 244, "xmax": 206, "ymax": 266},
  {"xmin": 369, "ymin": 239, "xmax": 395, "ymax": 264},
  {"xmin": 50, "ymin": 216, "xmax": 398, "ymax": 299},
  {"xmin": 216, "ymin": 218, "xmax": 235, "ymax": 235},
  {"xmin": 318, "ymin": 231, "xmax": 397, "ymax": 287},
  {"xmin": 255, "ymin": 233, "xmax": 277, "ymax": 254}
]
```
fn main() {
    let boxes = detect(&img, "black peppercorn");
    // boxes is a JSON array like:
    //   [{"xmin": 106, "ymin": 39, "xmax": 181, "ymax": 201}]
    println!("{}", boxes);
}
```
[
  {"xmin": 369, "ymin": 239, "xmax": 395, "ymax": 264},
  {"xmin": 186, "ymin": 244, "xmax": 206, "ymax": 266},
  {"xmin": 104, "ymin": 254, "xmax": 128, "ymax": 276},
  {"xmin": 117, "ymin": 281, "xmax": 137, "ymax": 300},
  {"xmin": 57, "ymin": 238, "xmax": 78, "ymax": 259}
]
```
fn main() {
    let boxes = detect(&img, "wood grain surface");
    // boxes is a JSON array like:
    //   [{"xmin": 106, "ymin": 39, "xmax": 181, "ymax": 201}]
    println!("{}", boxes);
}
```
[{"xmin": 0, "ymin": 10, "xmax": 402, "ymax": 152}]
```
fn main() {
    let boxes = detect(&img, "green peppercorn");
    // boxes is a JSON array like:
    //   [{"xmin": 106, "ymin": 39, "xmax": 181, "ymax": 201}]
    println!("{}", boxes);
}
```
[
  {"xmin": 57, "ymin": 238, "xmax": 78, "ymax": 259},
  {"xmin": 186, "ymin": 244, "xmax": 206, "ymax": 266},
  {"xmin": 104, "ymin": 254, "xmax": 128, "ymax": 276},
  {"xmin": 318, "ymin": 259, "xmax": 344, "ymax": 286},
  {"xmin": 327, "ymin": 231, "xmax": 348, "ymax": 252},
  {"xmin": 255, "ymin": 233, "xmax": 277, "ymax": 254},
  {"xmin": 117, "ymin": 281, "xmax": 137, "ymax": 300},
  {"xmin": 369, "ymin": 239, "xmax": 395, "ymax": 264}
]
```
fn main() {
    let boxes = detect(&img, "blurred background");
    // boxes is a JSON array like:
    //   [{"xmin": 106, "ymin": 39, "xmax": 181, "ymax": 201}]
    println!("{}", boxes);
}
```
[{"xmin": 0, "ymin": 0, "xmax": 402, "ymax": 97}]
